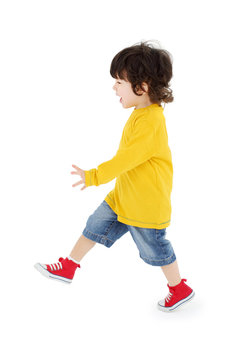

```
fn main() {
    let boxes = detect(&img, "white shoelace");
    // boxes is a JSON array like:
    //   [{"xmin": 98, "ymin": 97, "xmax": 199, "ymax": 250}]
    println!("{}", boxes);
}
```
[
  {"xmin": 49, "ymin": 262, "xmax": 63, "ymax": 271},
  {"xmin": 165, "ymin": 291, "xmax": 173, "ymax": 303}
]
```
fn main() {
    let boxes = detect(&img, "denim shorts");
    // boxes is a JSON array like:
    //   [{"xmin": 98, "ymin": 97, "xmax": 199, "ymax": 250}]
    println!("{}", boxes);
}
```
[{"xmin": 82, "ymin": 200, "xmax": 176, "ymax": 266}]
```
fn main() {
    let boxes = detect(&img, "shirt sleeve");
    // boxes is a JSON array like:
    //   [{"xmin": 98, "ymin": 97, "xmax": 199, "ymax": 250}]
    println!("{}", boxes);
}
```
[{"xmin": 84, "ymin": 119, "xmax": 156, "ymax": 187}]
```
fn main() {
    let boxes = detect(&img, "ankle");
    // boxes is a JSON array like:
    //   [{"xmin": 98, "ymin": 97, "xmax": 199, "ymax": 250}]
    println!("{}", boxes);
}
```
[
  {"xmin": 68, "ymin": 255, "xmax": 81, "ymax": 265},
  {"xmin": 168, "ymin": 278, "xmax": 182, "ymax": 287}
]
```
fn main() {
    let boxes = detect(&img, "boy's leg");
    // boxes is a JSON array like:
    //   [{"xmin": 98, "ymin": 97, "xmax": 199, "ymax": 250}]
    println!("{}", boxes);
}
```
[
  {"xmin": 161, "ymin": 260, "xmax": 182, "ymax": 287},
  {"xmin": 34, "ymin": 234, "xmax": 96, "ymax": 283},
  {"xmin": 158, "ymin": 260, "xmax": 195, "ymax": 311},
  {"xmin": 69, "ymin": 234, "xmax": 96, "ymax": 263}
]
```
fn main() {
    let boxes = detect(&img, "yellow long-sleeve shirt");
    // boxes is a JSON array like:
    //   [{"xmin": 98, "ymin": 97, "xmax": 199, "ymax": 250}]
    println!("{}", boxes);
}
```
[{"xmin": 84, "ymin": 103, "xmax": 173, "ymax": 229}]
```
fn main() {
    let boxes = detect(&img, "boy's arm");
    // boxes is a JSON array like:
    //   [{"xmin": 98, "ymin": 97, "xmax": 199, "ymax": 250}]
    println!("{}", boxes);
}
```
[{"xmin": 84, "ymin": 119, "xmax": 156, "ymax": 187}]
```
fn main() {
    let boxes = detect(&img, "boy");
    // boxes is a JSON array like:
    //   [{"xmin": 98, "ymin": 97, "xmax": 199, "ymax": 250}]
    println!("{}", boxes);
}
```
[{"xmin": 34, "ymin": 40, "xmax": 195, "ymax": 312}]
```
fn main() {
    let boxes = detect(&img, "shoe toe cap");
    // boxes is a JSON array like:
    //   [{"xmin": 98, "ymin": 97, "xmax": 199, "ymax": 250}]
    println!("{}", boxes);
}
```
[
  {"xmin": 34, "ymin": 263, "xmax": 47, "ymax": 270},
  {"xmin": 158, "ymin": 299, "xmax": 165, "ymax": 307}
]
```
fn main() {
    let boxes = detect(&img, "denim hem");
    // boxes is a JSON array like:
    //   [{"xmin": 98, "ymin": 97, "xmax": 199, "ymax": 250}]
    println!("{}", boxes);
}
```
[
  {"xmin": 82, "ymin": 228, "xmax": 114, "ymax": 248},
  {"xmin": 139, "ymin": 252, "xmax": 176, "ymax": 266}
]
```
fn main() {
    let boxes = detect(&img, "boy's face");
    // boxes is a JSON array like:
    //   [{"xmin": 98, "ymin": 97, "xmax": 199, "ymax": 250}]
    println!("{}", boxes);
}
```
[{"xmin": 112, "ymin": 76, "xmax": 151, "ymax": 110}]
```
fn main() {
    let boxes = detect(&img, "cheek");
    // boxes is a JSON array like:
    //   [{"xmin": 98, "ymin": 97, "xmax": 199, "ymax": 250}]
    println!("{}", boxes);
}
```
[{"xmin": 122, "ymin": 88, "xmax": 129, "ymax": 96}]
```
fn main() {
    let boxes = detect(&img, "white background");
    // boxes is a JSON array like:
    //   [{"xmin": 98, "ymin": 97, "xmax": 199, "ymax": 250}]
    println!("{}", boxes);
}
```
[{"xmin": 0, "ymin": 0, "xmax": 239, "ymax": 358}]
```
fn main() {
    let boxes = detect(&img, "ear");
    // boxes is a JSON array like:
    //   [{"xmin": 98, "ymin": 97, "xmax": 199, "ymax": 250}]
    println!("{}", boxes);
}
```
[
  {"xmin": 141, "ymin": 82, "xmax": 149, "ymax": 93},
  {"xmin": 136, "ymin": 82, "xmax": 149, "ymax": 94}
]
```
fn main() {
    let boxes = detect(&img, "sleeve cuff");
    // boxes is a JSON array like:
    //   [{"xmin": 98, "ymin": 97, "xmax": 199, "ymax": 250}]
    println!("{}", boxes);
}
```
[{"xmin": 84, "ymin": 170, "xmax": 92, "ymax": 187}]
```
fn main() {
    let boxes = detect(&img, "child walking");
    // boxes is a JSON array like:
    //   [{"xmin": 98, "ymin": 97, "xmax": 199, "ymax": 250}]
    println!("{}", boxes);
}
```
[{"xmin": 34, "ymin": 40, "xmax": 195, "ymax": 312}]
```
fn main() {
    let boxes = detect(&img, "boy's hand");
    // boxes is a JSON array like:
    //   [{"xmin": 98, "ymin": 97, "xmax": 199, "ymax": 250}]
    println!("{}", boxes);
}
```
[{"xmin": 71, "ymin": 164, "xmax": 87, "ymax": 191}]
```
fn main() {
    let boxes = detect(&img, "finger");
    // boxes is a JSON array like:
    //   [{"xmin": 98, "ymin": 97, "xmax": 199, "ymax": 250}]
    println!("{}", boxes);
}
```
[
  {"xmin": 70, "ymin": 171, "xmax": 78, "ymax": 175},
  {"xmin": 72, "ymin": 164, "xmax": 81, "ymax": 170},
  {"xmin": 72, "ymin": 180, "xmax": 83, "ymax": 187},
  {"xmin": 81, "ymin": 186, "xmax": 86, "ymax": 190}
]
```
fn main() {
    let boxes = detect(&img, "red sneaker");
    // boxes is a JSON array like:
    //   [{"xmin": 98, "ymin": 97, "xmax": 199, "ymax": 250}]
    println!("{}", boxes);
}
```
[
  {"xmin": 157, "ymin": 279, "xmax": 195, "ymax": 312},
  {"xmin": 34, "ymin": 257, "xmax": 80, "ymax": 284}
]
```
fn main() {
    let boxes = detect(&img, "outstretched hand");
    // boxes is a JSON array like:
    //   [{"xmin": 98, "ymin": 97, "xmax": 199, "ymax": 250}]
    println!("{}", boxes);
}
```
[{"xmin": 71, "ymin": 165, "xmax": 87, "ymax": 191}]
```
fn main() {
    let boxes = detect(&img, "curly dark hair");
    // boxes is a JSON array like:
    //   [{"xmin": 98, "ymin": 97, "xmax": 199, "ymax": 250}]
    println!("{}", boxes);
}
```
[{"xmin": 110, "ymin": 40, "xmax": 174, "ymax": 106}]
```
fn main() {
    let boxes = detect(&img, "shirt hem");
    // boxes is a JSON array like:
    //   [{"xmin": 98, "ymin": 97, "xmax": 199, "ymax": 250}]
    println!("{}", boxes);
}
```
[{"xmin": 104, "ymin": 194, "xmax": 171, "ymax": 230}]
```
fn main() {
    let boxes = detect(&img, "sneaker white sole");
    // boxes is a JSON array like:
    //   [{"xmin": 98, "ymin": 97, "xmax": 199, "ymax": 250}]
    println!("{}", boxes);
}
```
[
  {"xmin": 34, "ymin": 263, "xmax": 72, "ymax": 284},
  {"xmin": 157, "ymin": 291, "xmax": 195, "ymax": 312}
]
